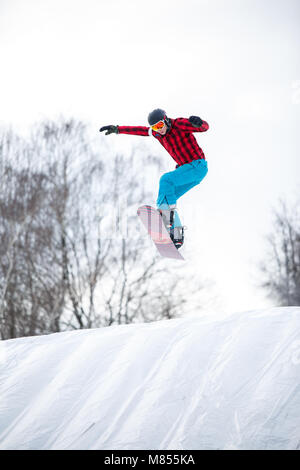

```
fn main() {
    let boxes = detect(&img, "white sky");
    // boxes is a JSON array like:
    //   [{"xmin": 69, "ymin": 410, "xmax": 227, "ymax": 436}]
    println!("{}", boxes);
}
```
[{"xmin": 0, "ymin": 0, "xmax": 299, "ymax": 313}]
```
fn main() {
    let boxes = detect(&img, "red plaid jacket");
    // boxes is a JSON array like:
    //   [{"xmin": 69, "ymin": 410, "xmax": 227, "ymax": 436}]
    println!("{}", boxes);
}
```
[{"xmin": 118, "ymin": 118, "xmax": 209, "ymax": 167}]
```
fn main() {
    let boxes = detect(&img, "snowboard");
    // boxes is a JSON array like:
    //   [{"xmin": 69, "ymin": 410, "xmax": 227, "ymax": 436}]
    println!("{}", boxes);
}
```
[{"xmin": 137, "ymin": 205, "xmax": 184, "ymax": 260}]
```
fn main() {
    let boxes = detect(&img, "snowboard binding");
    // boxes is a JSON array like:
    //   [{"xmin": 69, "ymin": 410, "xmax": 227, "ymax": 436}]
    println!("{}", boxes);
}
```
[
  {"xmin": 170, "ymin": 226, "xmax": 185, "ymax": 250},
  {"xmin": 158, "ymin": 208, "xmax": 184, "ymax": 250}
]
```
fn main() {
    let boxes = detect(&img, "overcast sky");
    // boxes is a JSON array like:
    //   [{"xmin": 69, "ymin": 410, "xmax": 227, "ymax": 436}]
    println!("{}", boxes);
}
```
[{"xmin": 1, "ymin": 0, "xmax": 299, "ymax": 313}]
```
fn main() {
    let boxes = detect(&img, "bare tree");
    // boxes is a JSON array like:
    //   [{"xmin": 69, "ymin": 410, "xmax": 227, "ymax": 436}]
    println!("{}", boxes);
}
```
[
  {"xmin": 260, "ymin": 199, "xmax": 300, "ymax": 305},
  {"xmin": 0, "ymin": 128, "xmax": 65, "ymax": 338}
]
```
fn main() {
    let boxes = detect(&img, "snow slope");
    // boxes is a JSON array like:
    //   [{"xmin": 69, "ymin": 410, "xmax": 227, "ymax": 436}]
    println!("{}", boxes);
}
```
[{"xmin": 0, "ymin": 307, "xmax": 300, "ymax": 450}]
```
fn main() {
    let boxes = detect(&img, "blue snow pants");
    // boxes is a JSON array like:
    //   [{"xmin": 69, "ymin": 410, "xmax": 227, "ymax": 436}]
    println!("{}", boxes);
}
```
[
  {"xmin": 156, "ymin": 159, "xmax": 208, "ymax": 227},
  {"xmin": 157, "ymin": 159, "xmax": 208, "ymax": 208}
]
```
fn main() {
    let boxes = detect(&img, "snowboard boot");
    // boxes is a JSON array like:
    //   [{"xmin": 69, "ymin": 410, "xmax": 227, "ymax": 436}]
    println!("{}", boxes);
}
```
[
  {"xmin": 170, "ymin": 225, "xmax": 184, "ymax": 250},
  {"xmin": 158, "ymin": 206, "xmax": 184, "ymax": 250}
]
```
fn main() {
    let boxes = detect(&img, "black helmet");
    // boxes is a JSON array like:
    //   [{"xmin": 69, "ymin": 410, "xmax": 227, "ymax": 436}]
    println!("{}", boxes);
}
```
[
  {"xmin": 148, "ymin": 108, "xmax": 171, "ymax": 129},
  {"xmin": 148, "ymin": 108, "xmax": 167, "ymax": 126}
]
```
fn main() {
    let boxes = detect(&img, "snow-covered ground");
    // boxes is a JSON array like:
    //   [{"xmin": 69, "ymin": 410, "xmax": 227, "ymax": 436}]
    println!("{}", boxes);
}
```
[{"xmin": 0, "ymin": 307, "xmax": 300, "ymax": 450}]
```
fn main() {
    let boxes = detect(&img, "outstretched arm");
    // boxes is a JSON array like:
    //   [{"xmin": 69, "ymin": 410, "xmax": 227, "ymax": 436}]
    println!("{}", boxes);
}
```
[
  {"xmin": 174, "ymin": 116, "xmax": 209, "ymax": 133},
  {"xmin": 118, "ymin": 126, "xmax": 150, "ymax": 136},
  {"xmin": 99, "ymin": 125, "xmax": 150, "ymax": 136}
]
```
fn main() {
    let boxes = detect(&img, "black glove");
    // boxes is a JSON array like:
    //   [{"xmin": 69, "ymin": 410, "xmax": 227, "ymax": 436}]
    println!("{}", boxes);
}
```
[
  {"xmin": 189, "ymin": 116, "xmax": 203, "ymax": 128},
  {"xmin": 99, "ymin": 125, "xmax": 119, "ymax": 135}
]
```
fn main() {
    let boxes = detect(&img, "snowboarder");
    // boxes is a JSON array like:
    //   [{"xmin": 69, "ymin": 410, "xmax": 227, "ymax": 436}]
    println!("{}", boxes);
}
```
[{"xmin": 99, "ymin": 109, "xmax": 209, "ymax": 249}]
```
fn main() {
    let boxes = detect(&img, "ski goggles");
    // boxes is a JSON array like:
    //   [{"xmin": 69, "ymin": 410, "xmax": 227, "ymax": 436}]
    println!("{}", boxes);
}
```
[{"xmin": 151, "ymin": 120, "xmax": 165, "ymax": 131}]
